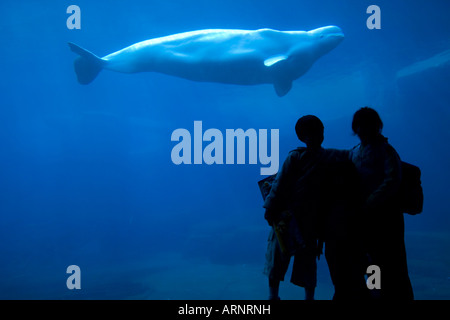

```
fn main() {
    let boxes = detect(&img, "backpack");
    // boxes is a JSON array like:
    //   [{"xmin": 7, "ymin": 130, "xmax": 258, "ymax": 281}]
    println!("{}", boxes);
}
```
[
  {"xmin": 353, "ymin": 142, "xmax": 424, "ymax": 215},
  {"xmin": 398, "ymin": 161, "xmax": 423, "ymax": 215}
]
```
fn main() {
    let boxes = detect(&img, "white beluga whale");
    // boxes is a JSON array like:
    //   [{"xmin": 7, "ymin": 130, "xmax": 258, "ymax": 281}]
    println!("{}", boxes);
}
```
[{"xmin": 68, "ymin": 26, "xmax": 344, "ymax": 97}]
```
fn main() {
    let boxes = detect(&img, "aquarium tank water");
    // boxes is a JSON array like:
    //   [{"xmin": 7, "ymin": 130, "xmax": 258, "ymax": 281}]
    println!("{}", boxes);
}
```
[{"xmin": 0, "ymin": 0, "xmax": 449, "ymax": 300}]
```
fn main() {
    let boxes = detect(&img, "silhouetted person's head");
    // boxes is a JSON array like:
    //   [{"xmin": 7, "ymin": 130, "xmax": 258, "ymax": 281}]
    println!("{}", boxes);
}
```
[
  {"xmin": 352, "ymin": 107, "xmax": 383, "ymax": 144},
  {"xmin": 295, "ymin": 115, "xmax": 324, "ymax": 148}
]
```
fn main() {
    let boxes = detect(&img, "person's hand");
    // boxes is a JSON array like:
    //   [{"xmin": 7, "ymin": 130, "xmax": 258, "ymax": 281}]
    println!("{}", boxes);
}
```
[{"xmin": 264, "ymin": 209, "xmax": 278, "ymax": 226}]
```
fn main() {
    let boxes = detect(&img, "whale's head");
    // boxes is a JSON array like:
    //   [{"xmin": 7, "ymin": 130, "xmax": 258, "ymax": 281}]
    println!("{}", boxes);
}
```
[{"xmin": 308, "ymin": 25, "xmax": 344, "ymax": 56}]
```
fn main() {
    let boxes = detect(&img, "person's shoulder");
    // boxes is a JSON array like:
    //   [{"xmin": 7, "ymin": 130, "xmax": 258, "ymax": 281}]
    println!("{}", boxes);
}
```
[
  {"xmin": 348, "ymin": 144, "xmax": 361, "ymax": 156},
  {"xmin": 381, "ymin": 138, "xmax": 402, "ymax": 163},
  {"xmin": 324, "ymin": 148, "xmax": 352, "ymax": 162},
  {"xmin": 288, "ymin": 147, "xmax": 307, "ymax": 157},
  {"xmin": 382, "ymin": 137, "xmax": 399, "ymax": 154},
  {"xmin": 325, "ymin": 148, "xmax": 349, "ymax": 156}
]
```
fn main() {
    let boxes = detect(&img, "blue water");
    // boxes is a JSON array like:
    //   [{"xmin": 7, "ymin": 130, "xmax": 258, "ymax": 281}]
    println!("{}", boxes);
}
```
[{"xmin": 0, "ymin": 0, "xmax": 449, "ymax": 300}]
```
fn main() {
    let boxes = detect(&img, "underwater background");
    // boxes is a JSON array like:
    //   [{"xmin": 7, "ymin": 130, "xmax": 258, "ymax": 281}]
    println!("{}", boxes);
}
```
[{"xmin": 0, "ymin": 0, "xmax": 449, "ymax": 300}]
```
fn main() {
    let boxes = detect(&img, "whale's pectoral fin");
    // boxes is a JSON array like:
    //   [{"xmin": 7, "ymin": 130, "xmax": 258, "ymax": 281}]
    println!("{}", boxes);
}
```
[
  {"xmin": 274, "ymin": 80, "xmax": 293, "ymax": 97},
  {"xmin": 264, "ymin": 55, "xmax": 293, "ymax": 96},
  {"xmin": 68, "ymin": 42, "xmax": 105, "ymax": 85},
  {"xmin": 264, "ymin": 55, "xmax": 288, "ymax": 67}
]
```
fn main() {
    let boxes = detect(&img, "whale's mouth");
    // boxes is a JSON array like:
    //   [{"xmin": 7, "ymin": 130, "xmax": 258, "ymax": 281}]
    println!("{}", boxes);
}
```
[
  {"xmin": 312, "ymin": 26, "xmax": 344, "ymax": 52},
  {"xmin": 329, "ymin": 32, "xmax": 345, "ymax": 41},
  {"xmin": 323, "ymin": 28, "xmax": 344, "ymax": 45},
  {"xmin": 324, "ymin": 26, "xmax": 344, "ymax": 39},
  {"xmin": 309, "ymin": 26, "xmax": 345, "ymax": 49},
  {"xmin": 332, "ymin": 31, "xmax": 345, "ymax": 38}
]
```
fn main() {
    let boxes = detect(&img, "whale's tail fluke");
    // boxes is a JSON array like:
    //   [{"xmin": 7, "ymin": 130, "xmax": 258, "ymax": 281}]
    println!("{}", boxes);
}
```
[{"xmin": 68, "ymin": 42, "xmax": 105, "ymax": 84}]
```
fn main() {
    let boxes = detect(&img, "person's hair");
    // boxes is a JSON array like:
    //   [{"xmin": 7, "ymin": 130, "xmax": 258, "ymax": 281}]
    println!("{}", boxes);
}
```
[
  {"xmin": 352, "ymin": 107, "xmax": 383, "ymax": 137},
  {"xmin": 295, "ymin": 115, "xmax": 324, "ymax": 142}
]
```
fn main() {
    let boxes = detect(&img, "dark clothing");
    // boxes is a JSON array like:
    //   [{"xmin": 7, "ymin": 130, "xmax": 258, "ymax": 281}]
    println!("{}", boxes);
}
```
[
  {"xmin": 264, "ymin": 227, "xmax": 317, "ymax": 288},
  {"xmin": 264, "ymin": 147, "xmax": 346, "ymax": 252},
  {"xmin": 264, "ymin": 147, "xmax": 369, "ymax": 298},
  {"xmin": 350, "ymin": 136, "xmax": 414, "ymax": 300},
  {"xmin": 320, "ymin": 159, "xmax": 370, "ymax": 300},
  {"xmin": 263, "ymin": 147, "xmax": 328, "ymax": 289}
]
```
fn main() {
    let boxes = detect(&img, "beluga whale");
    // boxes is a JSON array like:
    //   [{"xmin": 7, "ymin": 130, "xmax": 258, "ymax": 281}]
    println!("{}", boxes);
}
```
[{"xmin": 68, "ymin": 26, "xmax": 344, "ymax": 97}]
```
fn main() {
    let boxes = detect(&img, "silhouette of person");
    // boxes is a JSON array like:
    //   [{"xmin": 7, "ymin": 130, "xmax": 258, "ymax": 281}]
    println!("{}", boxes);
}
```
[
  {"xmin": 350, "ymin": 107, "xmax": 414, "ymax": 300},
  {"xmin": 263, "ymin": 115, "xmax": 323, "ymax": 300},
  {"xmin": 263, "ymin": 115, "xmax": 368, "ymax": 300},
  {"xmin": 319, "ymin": 156, "xmax": 370, "ymax": 300}
]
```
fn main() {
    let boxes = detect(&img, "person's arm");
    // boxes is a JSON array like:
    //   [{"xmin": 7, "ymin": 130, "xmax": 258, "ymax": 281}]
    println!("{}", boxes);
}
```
[{"xmin": 263, "ymin": 151, "xmax": 299, "ymax": 224}]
